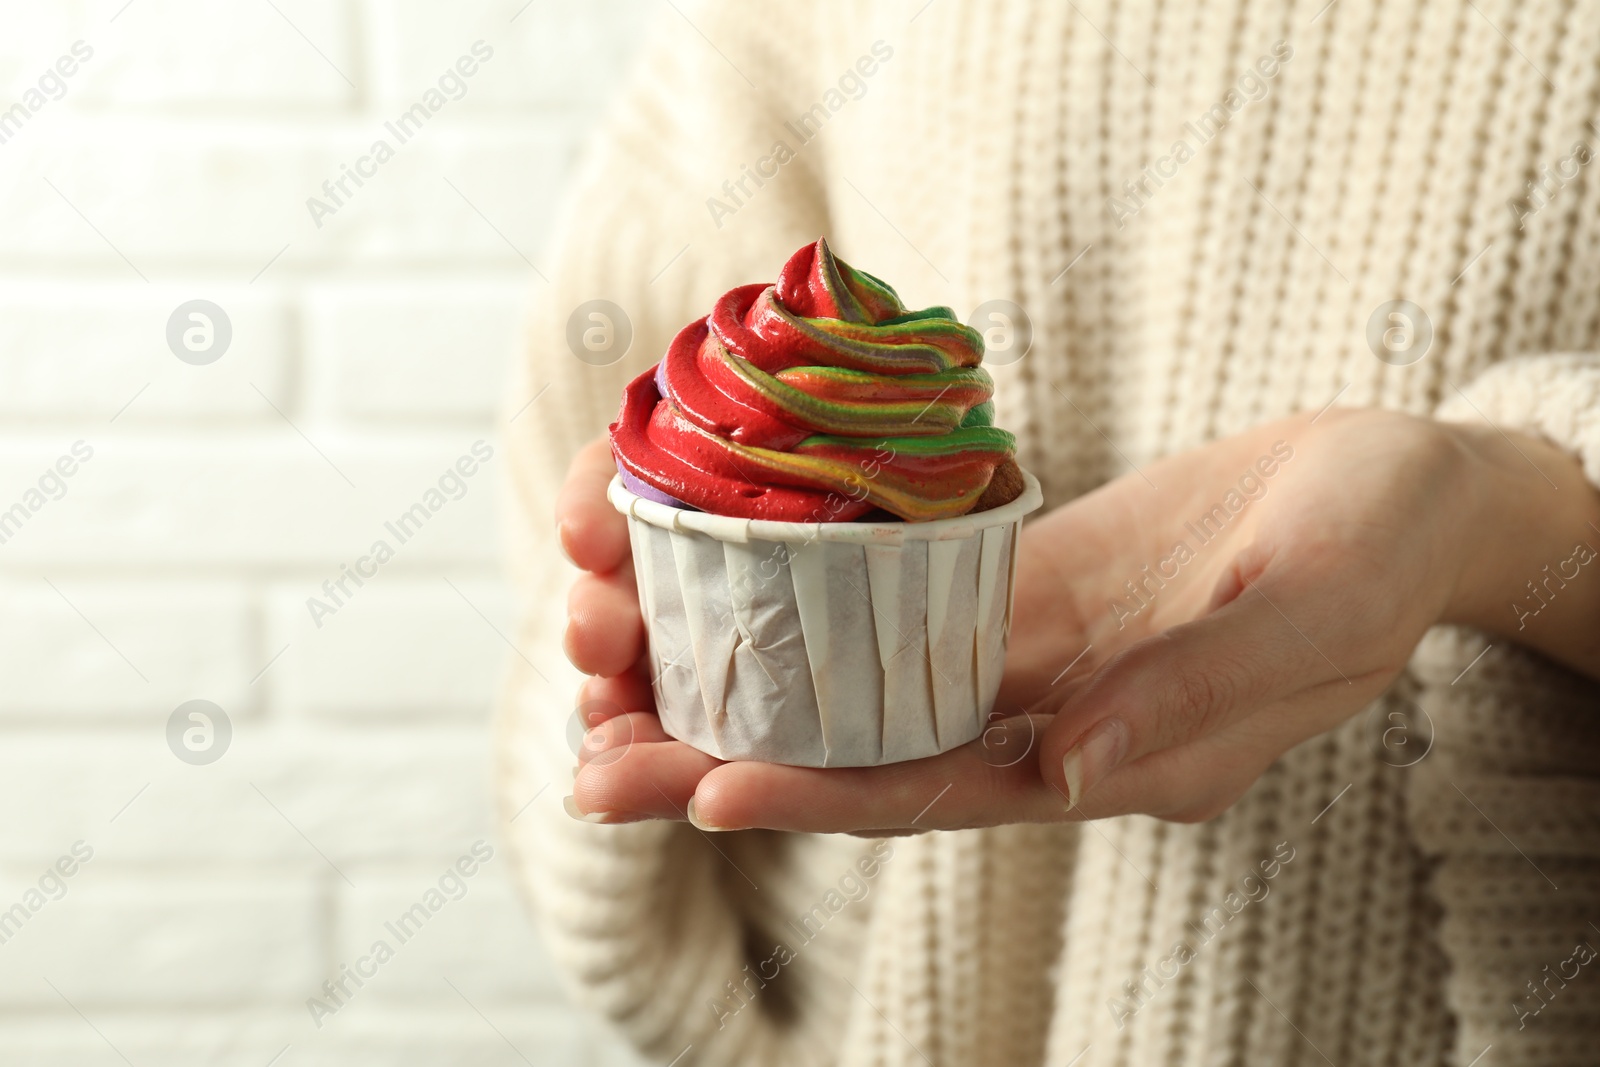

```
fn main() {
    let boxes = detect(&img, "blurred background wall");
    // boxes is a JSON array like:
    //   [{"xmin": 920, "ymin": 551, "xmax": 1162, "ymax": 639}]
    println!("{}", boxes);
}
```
[{"xmin": 0, "ymin": 1, "xmax": 652, "ymax": 1063}]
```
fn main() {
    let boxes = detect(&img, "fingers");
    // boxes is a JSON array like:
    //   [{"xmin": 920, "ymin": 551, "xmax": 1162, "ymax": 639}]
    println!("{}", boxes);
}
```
[
  {"xmin": 571, "ymin": 740, "xmax": 724, "ymax": 821},
  {"xmin": 688, "ymin": 716, "xmax": 1063, "ymax": 833},
  {"xmin": 577, "ymin": 712, "xmax": 671, "ymax": 766},
  {"xmin": 1066, "ymin": 712, "xmax": 1298, "ymax": 823},
  {"xmin": 564, "ymin": 558, "xmax": 646, "ymax": 676},
  {"xmin": 557, "ymin": 437, "xmax": 630, "ymax": 573},
  {"xmin": 560, "ymin": 439, "xmax": 645, "ymax": 677},
  {"xmin": 575, "ymin": 665, "xmax": 653, "ymax": 722},
  {"xmin": 573, "ymin": 665, "xmax": 659, "ymax": 765},
  {"xmin": 1039, "ymin": 573, "xmax": 1358, "ymax": 811}
]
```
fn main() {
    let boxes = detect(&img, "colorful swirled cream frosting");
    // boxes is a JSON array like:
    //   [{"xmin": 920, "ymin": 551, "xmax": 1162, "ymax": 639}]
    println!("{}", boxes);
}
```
[{"xmin": 609, "ymin": 239, "xmax": 1018, "ymax": 522}]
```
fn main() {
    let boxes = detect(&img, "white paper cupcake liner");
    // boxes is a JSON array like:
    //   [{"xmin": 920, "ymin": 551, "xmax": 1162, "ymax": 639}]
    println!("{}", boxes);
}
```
[{"xmin": 608, "ymin": 470, "xmax": 1044, "ymax": 767}]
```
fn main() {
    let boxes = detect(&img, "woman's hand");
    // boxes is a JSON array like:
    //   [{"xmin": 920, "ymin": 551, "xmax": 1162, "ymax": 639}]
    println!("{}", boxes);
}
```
[{"xmin": 562, "ymin": 408, "xmax": 1600, "ymax": 832}]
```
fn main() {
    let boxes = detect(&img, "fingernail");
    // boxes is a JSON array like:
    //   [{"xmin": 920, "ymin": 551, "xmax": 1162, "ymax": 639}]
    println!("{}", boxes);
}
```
[
  {"xmin": 562, "ymin": 794, "xmax": 611, "ymax": 824},
  {"xmin": 556, "ymin": 520, "xmax": 576, "ymax": 565},
  {"xmin": 1063, "ymin": 718, "xmax": 1129, "ymax": 812},
  {"xmin": 685, "ymin": 797, "xmax": 726, "ymax": 832}
]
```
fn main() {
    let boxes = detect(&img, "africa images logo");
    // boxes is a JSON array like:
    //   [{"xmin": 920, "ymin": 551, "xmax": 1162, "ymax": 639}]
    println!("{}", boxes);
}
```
[
  {"xmin": 0, "ymin": 40, "xmax": 93, "ymax": 149},
  {"xmin": 304, "ymin": 441, "xmax": 493, "ymax": 628},
  {"xmin": 305, "ymin": 41, "xmax": 494, "ymax": 229}
]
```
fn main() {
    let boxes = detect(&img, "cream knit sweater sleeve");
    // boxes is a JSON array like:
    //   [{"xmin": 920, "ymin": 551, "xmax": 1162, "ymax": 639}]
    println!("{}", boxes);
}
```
[
  {"xmin": 1414, "ymin": 353, "xmax": 1600, "ymax": 1060},
  {"xmin": 1438, "ymin": 354, "xmax": 1600, "ymax": 485},
  {"xmin": 494, "ymin": 5, "xmax": 876, "ymax": 1063}
]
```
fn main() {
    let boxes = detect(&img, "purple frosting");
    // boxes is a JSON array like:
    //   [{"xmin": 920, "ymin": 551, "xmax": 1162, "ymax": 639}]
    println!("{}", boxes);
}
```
[{"xmin": 619, "ymin": 465, "xmax": 690, "ymax": 509}]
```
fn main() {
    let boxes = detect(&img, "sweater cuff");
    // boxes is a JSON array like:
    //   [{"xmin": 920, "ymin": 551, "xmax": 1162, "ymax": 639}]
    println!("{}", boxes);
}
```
[
  {"xmin": 1421, "ymin": 356, "xmax": 1600, "ymax": 1057},
  {"xmin": 1434, "ymin": 354, "xmax": 1600, "ymax": 488}
]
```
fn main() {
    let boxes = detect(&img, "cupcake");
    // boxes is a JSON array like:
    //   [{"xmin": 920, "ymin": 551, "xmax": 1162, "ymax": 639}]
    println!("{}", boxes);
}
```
[{"xmin": 608, "ymin": 239, "xmax": 1041, "ymax": 767}]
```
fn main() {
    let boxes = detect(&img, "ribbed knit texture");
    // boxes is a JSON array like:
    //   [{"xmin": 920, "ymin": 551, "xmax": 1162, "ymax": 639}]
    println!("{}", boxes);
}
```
[{"xmin": 494, "ymin": 2, "xmax": 1600, "ymax": 1063}]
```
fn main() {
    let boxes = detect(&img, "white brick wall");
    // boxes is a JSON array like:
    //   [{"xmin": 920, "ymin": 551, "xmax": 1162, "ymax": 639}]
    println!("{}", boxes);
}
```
[{"xmin": 0, "ymin": 1, "xmax": 652, "ymax": 1063}]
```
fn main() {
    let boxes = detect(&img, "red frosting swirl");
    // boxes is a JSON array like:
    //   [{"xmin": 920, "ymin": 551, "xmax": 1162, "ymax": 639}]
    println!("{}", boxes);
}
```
[{"xmin": 609, "ymin": 239, "xmax": 1015, "ymax": 522}]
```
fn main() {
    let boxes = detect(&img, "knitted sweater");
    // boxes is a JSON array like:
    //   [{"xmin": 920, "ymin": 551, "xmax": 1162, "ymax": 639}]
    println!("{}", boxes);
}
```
[{"xmin": 494, "ymin": 2, "xmax": 1600, "ymax": 1064}]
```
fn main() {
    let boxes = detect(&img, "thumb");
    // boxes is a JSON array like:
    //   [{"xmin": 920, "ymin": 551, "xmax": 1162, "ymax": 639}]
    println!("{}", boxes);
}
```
[{"xmin": 1039, "ymin": 574, "xmax": 1352, "ymax": 812}]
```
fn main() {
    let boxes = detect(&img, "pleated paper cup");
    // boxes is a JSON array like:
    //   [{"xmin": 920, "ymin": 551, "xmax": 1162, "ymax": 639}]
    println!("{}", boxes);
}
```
[{"xmin": 607, "ymin": 470, "xmax": 1044, "ymax": 767}]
